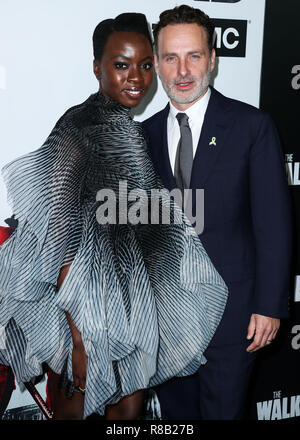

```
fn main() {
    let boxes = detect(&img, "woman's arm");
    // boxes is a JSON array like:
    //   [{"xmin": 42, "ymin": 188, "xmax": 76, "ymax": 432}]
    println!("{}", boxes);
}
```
[
  {"xmin": 57, "ymin": 265, "xmax": 88, "ymax": 391},
  {"xmin": 57, "ymin": 265, "xmax": 83, "ymax": 346}
]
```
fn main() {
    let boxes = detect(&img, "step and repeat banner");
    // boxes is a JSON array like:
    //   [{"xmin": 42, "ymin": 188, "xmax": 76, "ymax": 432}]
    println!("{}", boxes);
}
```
[
  {"xmin": 245, "ymin": 0, "xmax": 300, "ymax": 421},
  {"xmin": 0, "ymin": 0, "xmax": 298, "ymax": 421}
]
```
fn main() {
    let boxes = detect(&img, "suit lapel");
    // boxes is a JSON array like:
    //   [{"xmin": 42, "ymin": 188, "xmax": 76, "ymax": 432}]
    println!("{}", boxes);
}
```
[{"xmin": 190, "ymin": 87, "xmax": 234, "ymax": 189}]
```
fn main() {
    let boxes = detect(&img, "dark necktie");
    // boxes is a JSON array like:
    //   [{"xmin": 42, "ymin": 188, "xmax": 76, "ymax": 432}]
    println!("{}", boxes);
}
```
[{"xmin": 174, "ymin": 113, "xmax": 193, "ymax": 191}]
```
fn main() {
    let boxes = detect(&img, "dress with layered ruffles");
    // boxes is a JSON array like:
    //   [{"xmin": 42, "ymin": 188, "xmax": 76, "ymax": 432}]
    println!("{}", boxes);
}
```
[{"xmin": 0, "ymin": 92, "xmax": 228, "ymax": 418}]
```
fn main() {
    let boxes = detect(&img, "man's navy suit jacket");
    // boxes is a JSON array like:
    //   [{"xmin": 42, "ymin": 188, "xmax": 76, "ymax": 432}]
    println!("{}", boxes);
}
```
[{"xmin": 142, "ymin": 87, "xmax": 292, "ymax": 346}]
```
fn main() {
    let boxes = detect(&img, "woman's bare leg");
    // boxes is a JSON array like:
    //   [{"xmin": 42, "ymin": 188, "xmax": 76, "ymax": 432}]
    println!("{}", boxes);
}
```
[{"xmin": 105, "ymin": 390, "xmax": 145, "ymax": 420}]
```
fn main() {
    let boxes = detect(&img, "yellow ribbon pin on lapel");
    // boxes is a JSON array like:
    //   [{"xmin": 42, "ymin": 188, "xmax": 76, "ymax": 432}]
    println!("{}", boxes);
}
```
[{"xmin": 209, "ymin": 137, "xmax": 216, "ymax": 146}]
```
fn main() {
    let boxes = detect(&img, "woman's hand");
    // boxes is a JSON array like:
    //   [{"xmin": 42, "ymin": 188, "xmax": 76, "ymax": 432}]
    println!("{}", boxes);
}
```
[{"xmin": 72, "ymin": 342, "xmax": 88, "ymax": 392}]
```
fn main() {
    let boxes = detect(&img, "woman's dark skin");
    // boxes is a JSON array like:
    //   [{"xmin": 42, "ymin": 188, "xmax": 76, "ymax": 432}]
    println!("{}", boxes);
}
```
[{"xmin": 50, "ymin": 30, "xmax": 154, "ymax": 420}]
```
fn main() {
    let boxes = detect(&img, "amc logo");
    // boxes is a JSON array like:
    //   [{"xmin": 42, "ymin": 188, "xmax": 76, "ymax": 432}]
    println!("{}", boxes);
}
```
[{"xmin": 213, "ymin": 19, "xmax": 247, "ymax": 57}]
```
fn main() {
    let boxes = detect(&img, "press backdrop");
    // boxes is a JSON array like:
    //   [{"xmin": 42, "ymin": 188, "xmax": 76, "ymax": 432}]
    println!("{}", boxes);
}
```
[{"xmin": 0, "ymin": 0, "xmax": 299, "ymax": 420}]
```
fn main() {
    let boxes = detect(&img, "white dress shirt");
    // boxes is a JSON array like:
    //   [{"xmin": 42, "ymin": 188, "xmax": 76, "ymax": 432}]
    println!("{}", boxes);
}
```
[{"xmin": 167, "ymin": 87, "xmax": 211, "ymax": 173}]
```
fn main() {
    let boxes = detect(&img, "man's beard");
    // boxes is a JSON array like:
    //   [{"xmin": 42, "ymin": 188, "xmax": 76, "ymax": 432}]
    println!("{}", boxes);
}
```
[{"xmin": 160, "ymin": 61, "xmax": 212, "ymax": 105}]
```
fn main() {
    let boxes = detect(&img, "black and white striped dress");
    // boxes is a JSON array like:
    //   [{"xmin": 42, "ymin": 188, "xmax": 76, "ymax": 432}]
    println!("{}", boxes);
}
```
[{"xmin": 0, "ymin": 92, "xmax": 228, "ymax": 418}]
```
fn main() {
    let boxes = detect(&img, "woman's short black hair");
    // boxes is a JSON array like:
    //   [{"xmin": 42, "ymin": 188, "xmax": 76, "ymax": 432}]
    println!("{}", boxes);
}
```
[{"xmin": 93, "ymin": 12, "xmax": 152, "ymax": 62}]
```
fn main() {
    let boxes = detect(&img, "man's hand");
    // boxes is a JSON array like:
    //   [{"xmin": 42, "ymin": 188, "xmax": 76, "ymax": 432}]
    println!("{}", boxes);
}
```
[{"xmin": 246, "ymin": 313, "xmax": 280, "ymax": 352}]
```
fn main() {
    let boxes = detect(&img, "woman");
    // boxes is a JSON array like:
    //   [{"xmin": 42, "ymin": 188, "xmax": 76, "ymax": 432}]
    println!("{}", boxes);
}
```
[{"xmin": 0, "ymin": 13, "xmax": 228, "ymax": 419}]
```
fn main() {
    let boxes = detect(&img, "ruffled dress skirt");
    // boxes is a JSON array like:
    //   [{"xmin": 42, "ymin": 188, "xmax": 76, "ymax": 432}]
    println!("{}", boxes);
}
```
[{"xmin": 0, "ymin": 93, "xmax": 228, "ymax": 417}]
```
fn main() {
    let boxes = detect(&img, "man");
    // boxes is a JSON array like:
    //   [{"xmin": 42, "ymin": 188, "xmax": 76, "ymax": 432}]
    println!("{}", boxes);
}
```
[{"xmin": 142, "ymin": 5, "xmax": 292, "ymax": 420}]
